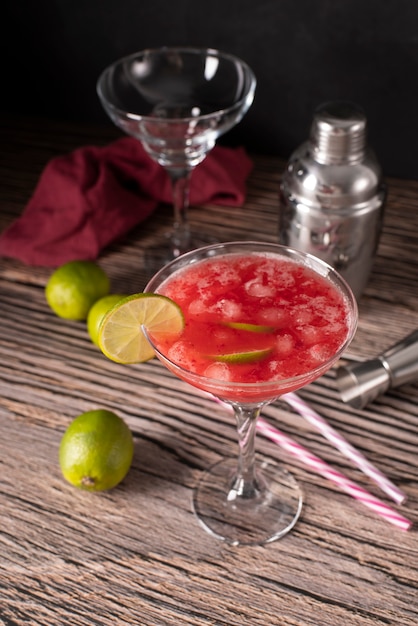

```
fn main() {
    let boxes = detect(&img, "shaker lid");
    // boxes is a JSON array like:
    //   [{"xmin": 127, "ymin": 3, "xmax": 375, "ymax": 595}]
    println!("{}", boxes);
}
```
[{"xmin": 310, "ymin": 101, "xmax": 367, "ymax": 164}]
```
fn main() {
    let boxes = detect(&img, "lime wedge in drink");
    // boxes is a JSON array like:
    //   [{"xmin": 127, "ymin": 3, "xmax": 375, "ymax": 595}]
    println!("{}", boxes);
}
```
[
  {"xmin": 224, "ymin": 322, "xmax": 275, "ymax": 333},
  {"xmin": 208, "ymin": 348, "xmax": 273, "ymax": 364},
  {"xmin": 98, "ymin": 294, "xmax": 184, "ymax": 364}
]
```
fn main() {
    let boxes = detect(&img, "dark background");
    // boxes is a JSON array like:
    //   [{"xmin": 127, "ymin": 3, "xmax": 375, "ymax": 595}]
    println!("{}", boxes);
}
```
[{"xmin": 2, "ymin": 1, "xmax": 418, "ymax": 179}]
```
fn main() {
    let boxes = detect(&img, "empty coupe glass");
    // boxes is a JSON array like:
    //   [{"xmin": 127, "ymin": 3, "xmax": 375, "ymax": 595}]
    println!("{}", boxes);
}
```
[{"xmin": 97, "ymin": 47, "xmax": 256, "ymax": 266}]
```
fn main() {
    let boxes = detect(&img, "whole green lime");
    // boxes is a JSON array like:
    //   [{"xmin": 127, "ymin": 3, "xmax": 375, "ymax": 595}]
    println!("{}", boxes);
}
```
[
  {"xmin": 59, "ymin": 409, "xmax": 134, "ymax": 491},
  {"xmin": 87, "ymin": 294, "xmax": 128, "ymax": 346},
  {"xmin": 45, "ymin": 260, "xmax": 110, "ymax": 320}
]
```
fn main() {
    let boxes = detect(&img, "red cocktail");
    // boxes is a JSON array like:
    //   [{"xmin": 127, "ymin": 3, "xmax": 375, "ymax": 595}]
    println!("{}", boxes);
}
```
[{"xmin": 145, "ymin": 242, "xmax": 357, "ymax": 545}]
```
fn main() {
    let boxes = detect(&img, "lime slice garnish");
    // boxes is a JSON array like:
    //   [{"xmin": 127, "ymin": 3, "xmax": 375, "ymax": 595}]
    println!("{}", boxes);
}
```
[
  {"xmin": 98, "ymin": 294, "xmax": 184, "ymax": 364},
  {"xmin": 224, "ymin": 322, "xmax": 275, "ymax": 333},
  {"xmin": 208, "ymin": 348, "xmax": 273, "ymax": 364}
]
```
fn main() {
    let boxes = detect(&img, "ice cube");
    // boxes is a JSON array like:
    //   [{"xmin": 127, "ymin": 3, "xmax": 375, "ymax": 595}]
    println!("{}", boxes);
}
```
[
  {"xmin": 297, "ymin": 326, "xmax": 323, "ymax": 347},
  {"xmin": 244, "ymin": 278, "xmax": 275, "ymax": 298},
  {"xmin": 218, "ymin": 298, "xmax": 242, "ymax": 320},
  {"xmin": 308, "ymin": 343, "xmax": 333, "ymax": 364},
  {"xmin": 321, "ymin": 304, "xmax": 343, "ymax": 324},
  {"xmin": 291, "ymin": 305, "xmax": 313, "ymax": 325},
  {"xmin": 188, "ymin": 299, "xmax": 207, "ymax": 316},
  {"xmin": 204, "ymin": 362, "xmax": 232, "ymax": 381},
  {"xmin": 267, "ymin": 360, "xmax": 287, "ymax": 381},
  {"xmin": 188, "ymin": 297, "xmax": 242, "ymax": 321},
  {"xmin": 276, "ymin": 333, "xmax": 295, "ymax": 357},
  {"xmin": 276, "ymin": 270, "xmax": 296, "ymax": 289},
  {"xmin": 215, "ymin": 265, "xmax": 241, "ymax": 288},
  {"xmin": 167, "ymin": 341, "xmax": 196, "ymax": 369},
  {"xmin": 257, "ymin": 306, "xmax": 290, "ymax": 327}
]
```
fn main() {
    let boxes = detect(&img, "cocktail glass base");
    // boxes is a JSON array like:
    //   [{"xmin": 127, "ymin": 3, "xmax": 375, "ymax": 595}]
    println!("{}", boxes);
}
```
[{"xmin": 192, "ymin": 457, "xmax": 303, "ymax": 546}]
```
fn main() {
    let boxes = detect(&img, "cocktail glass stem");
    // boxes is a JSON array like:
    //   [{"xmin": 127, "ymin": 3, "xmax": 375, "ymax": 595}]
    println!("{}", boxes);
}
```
[
  {"xmin": 227, "ymin": 403, "xmax": 262, "ymax": 500},
  {"xmin": 193, "ymin": 399, "xmax": 303, "ymax": 546},
  {"xmin": 169, "ymin": 168, "xmax": 192, "ymax": 258}
]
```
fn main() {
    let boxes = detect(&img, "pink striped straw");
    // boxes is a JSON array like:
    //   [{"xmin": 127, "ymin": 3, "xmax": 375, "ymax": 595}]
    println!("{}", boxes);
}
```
[
  {"xmin": 256, "ymin": 418, "xmax": 412, "ymax": 531},
  {"xmin": 283, "ymin": 392, "xmax": 406, "ymax": 505}
]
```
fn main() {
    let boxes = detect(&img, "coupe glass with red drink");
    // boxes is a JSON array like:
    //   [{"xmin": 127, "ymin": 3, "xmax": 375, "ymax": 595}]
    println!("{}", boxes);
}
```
[{"xmin": 144, "ymin": 242, "xmax": 358, "ymax": 546}]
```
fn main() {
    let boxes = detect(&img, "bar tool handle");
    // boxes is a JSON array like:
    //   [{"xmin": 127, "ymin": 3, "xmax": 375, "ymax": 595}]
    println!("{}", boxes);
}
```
[
  {"xmin": 382, "ymin": 329, "xmax": 418, "ymax": 386},
  {"xmin": 336, "ymin": 329, "xmax": 418, "ymax": 408}
]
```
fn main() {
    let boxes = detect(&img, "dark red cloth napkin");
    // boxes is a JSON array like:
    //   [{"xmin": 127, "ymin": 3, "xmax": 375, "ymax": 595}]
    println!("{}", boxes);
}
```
[{"xmin": 0, "ymin": 137, "xmax": 253, "ymax": 267}]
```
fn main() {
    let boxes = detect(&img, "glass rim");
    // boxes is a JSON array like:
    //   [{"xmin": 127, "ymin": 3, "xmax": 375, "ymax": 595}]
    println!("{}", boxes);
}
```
[{"xmin": 143, "ymin": 241, "xmax": 359, "ymax": 392}]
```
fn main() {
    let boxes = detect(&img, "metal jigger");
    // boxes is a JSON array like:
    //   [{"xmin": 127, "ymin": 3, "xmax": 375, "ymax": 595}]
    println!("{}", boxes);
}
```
[{"xmin": 336, "ymin": 330, "xmax": 418, "ymax": 408}]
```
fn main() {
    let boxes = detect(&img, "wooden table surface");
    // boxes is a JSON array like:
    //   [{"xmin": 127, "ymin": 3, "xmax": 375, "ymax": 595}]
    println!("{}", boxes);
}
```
[{"xmin": 0, "ymin": 115, "xmax": 417, "ymax": 626}]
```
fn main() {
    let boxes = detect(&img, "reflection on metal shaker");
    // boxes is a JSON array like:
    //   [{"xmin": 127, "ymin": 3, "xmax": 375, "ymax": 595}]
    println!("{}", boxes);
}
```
[{"xmin": 279, "ymin": 101, "xmax": 386, "ymax": 299}]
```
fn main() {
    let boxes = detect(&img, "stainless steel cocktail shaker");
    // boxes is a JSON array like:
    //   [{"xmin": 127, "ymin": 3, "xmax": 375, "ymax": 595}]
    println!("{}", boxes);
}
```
[{"xmin": 279, "ymin": 101, "xmax": 386, "ymax": 299}]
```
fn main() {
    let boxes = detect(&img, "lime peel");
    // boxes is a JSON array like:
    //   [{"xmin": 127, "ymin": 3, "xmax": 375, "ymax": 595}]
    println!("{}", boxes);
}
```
[
  {"xmin": 207, "ymin": 348, "xmax": 273, "ymax": 364},
  {"xmin": 224, "ymin": 322, "xmax": 276, "ymax": 333}
]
